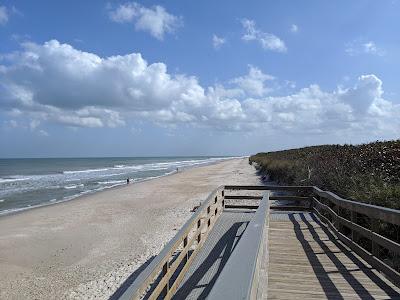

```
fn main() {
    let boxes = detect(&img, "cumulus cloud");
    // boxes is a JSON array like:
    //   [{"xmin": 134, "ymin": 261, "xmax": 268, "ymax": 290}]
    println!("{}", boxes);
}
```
[
  {"xmin": 0, "ymin": 40, "xmax": 399, "ymax": 137},
  {"xmin": 212, "ymin": 34, "xmax": 226, "ymax": 49},
  {"xmin": 0, "ymin": 6, "xmax": 8, "ymax": 25},
  {"xmin": 108, "ymin": 2, "xmax": 182, "ymax": 40},
  {"xmin": 231, "ymin": 66, "xmax": 274, "ymax": 97},
  {"xmin": 241, "ymin": 19, "xmax": 287, "ymax": 52},
  {"xmin": 345, "ymin": 40, "xmax": 385, "ymax": 56}
]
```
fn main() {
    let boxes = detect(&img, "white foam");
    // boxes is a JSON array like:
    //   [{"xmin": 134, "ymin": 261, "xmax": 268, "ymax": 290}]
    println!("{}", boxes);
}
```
[
  {"xmin": 64, "ymin": 184, "xmax": 84, "ymax": 189},
  {"xmin": 0, "ymin": 177, "xmax": 31, "ymax": 183},
  {"xmin": 0, "ymin": 156, "xmax": 240, "ymax": 216},
  {"xmin": 97, "ymin": 180, "xmax": 126, "ymax": 185},
  {"xmin": 63, "ymin": 168, "xmax": 110, "ymax": 174}
]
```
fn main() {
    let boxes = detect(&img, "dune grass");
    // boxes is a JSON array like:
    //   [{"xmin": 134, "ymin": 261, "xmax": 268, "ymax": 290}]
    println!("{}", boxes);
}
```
[{"xmin": 249, "ymin": 140, "xmax": 400, "ymax": 210}]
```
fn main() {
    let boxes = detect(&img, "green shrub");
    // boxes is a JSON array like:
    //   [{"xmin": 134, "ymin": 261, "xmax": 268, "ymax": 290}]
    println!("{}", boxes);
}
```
[{"xmin": 249, "ymin": 140, "xmax": 400, "ymax": 209}]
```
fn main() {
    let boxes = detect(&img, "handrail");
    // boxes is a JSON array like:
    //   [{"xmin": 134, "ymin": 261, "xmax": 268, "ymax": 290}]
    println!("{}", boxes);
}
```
[
  {"xmin": 119, "ymin": 186, "xmax": 225, "ymax": 300},
  {"xmin": 226, "ymin": 185, "xmax": 400, "ymax": 286},
  {"xmin": 207, "ymin": 192, "xmax": 270, "ymax": 300},
  {"xmin": 312, "ymin": 188, "xmax": 400, "ymax": 286},
  {"xmin": 118, "ymin": 184, "xmax": 400, "ymax": 299},
  {"xmin": 313, "ymin": 186, "xmax": 400, "ymax": 226},
  {"xmin": 226, "ymin": 185, "xmax": 400, "ymax": 226},
  {"xmin": 225, "ymin": 185, "xmax": 313, "ymax": 192}
]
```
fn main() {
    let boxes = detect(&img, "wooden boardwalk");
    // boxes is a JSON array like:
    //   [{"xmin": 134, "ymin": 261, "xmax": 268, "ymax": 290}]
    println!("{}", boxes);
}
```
[
  {"xmin": 173, "ymin": 209, "xmax": 255, "ymax": 299},
  {"xmin": 268, "ymin": 211, "xmax": 400, "ymax": 299},
  {"xmin": 118, "ymin": 186, "xmax": 400, "ymax": 300}
]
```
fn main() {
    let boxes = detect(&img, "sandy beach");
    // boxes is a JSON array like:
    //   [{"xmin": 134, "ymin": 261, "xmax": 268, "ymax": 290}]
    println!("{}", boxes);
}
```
[{"xmin": 0, "ymin": 158, "xmax": 260, "ymax": 299}]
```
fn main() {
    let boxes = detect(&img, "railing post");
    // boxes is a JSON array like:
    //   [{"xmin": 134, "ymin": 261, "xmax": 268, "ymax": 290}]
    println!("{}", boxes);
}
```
[
  {"xmin": 371, "ymin": 218, "xmax": 380, "ymax": 257},
  {"xmin": 162, "ymin": 261, "xmax": 169, "ymax": 297},
  {"xmin": 197, "ymin": 219, "xmax": 201, "ymax": 243},
  {"xmin": 332, "ymin": 204, "xmax": 339, "ymax": 231},
  {"xmin": 183, "ymin": 236, "xmax": 188, "ymax": 263},
  {"xmin": 351, "ymin": 210, "xmax": 358, "ymax": 243}
]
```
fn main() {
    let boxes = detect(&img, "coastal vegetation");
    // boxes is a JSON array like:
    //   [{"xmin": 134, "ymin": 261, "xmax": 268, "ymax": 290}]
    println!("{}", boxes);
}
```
[
  {"xmin": 249, "ymin": 140, "xmax": 400, "ymax": 210},
  {"xmin": 250, "ymin": 140, "xmax": 400, "ymax": 272}
]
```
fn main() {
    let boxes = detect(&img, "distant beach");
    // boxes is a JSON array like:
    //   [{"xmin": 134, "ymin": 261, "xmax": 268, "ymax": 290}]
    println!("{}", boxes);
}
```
[
  {"xmin": 0, "ymin": 156, "xmax": 240, "ymax": 216},
  {"xmin": 0, "ymin": 157, "xmax": 260, "ymax": 299}
]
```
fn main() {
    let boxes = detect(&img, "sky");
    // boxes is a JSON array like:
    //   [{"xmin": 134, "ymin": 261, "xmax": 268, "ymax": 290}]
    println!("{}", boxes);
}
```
[{"xmin": 0, "ymin": 0, "xmax": 399, "ymax": 157}]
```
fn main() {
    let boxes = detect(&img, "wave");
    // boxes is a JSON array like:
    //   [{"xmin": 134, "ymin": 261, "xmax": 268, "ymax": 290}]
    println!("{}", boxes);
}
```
[
  {"xmin": 63, "ymin": 168, "xmax": 110, "ymax": 174},
  {"xmin": 59, "ymin": 157, "xmax": 235, "ymax": 177},
  {"xmin": 97, "ymin": 180, "xmax": 126, "ymax": 185},
  {"xmin": 0, "ymin": 177, "xmax": 31, "ymax": 183},
  {"xmin": 0, "ymin": 156, "xmax": 240, "ymax": 216},
  {"xmin": 64, "ymin": 184, "xmax": 84, "ymax": 189}
]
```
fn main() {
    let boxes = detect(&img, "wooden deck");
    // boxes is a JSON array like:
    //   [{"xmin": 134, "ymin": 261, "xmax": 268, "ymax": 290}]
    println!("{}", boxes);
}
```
[
  {"xmin": 118, "ymin": 186, "xmax": 400, "ymax": 300},
  {"xmin": 173, "ymin": 209, "xmax": 255, "ymax": 299},
  {"xmin": 267, "ymin": 211, "xmax": 400, "ymax": 300}
]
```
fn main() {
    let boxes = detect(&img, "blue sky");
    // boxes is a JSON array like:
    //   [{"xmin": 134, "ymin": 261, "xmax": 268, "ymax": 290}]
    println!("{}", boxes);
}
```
[{"xmin": 0, "ymin": 0, "xmax": 399, "ymax": 157}]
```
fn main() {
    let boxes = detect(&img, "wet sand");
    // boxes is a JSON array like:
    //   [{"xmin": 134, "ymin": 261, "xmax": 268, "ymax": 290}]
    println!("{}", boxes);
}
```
[{"xmin": 0, "ymin": 157, "xmax": 260, "ymax": 299}]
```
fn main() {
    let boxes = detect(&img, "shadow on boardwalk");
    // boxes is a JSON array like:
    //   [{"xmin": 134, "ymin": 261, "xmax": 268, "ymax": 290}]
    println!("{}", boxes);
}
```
[
  {"xmin": 288, "ymin": 213, "xmax": 400, "ymax": 299},
  {"xmin": 173, "ymin": 220, "xmax": 249, "ymax": 300}
]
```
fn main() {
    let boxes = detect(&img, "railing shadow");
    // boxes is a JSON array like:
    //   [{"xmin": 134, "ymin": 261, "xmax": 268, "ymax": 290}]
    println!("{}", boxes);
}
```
[
  {"xmin": 288, "ymin": 213, "xmax": 345, "ymax": 299},
  {"xmin": 109, "ymin": 255, "xmax": 155, "ymax": 300},
  {"xmin": 173, "ymin": 220, "xmax": 249, "ymax": 299},
  {"xmin": 307, "ymin": 213, "xmax": 400, "ymax": 298}
]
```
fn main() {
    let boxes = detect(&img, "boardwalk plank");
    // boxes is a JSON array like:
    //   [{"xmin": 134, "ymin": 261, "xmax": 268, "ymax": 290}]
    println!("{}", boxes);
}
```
[{"xmin": 267, "ymin": 212, "xmax": 400, "ymax": 300}]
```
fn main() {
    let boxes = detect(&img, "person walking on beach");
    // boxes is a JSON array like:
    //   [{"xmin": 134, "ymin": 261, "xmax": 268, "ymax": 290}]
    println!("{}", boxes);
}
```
[{"xmin": 126, "ymin": 178, "xmax": 130, "ymax": 184}]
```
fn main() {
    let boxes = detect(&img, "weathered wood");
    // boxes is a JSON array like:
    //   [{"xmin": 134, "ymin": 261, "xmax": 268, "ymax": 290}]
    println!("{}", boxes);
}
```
[
  {"xmin": 224, "ymin": 195, "xmax": 263, "ymax": 200},
  {"xmin": 270, "ymin": 205, "xmax": 310, "ymax": 211},
  {"xmin": 313, "ymin": 197, "xmax": 400, "ymax": 255},
  {"xmin": 314, "ymin": 208, "xmax": 400, "ymax": 287},
  {"xmin": 268, "ymin": 213, "xmax": 400, "ymax": 299},
  {"xmin": 225, "ymin": 185, "xmax": 313, "ymax": 192},
  {"xmin": 119, "ymin": 187, "xmax": 225, "ymax": 300},
  {"xmin": 224, "ymin": 204, "xmax": 259, "ymax": 209},
  {"xmin": 313, "ymin": 186, "xmax": 400, "ymax": 226},
  {"xmin": 269, "ymin": 195, "xmax": 312, "ymax": 202},
  {"xmin": 119, "ymin": 185, "xmax": 400, "ymax": 300}
]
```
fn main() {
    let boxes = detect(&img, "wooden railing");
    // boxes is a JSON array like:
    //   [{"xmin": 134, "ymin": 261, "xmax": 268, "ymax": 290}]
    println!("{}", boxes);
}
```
[
  {"xmin": 312, "ymin": 186, "xmax": 400, "ymax": 286},
  {"xmin": 207, "ymin": 191, "xmax": 271, "ymax": 299},
  {"xmin": 119, "ymin": 185, "xmax": 400, "ymax": 300},
  {"xmin": 119, "ymin": 186, "xmax": 226, "ymax": 300}
]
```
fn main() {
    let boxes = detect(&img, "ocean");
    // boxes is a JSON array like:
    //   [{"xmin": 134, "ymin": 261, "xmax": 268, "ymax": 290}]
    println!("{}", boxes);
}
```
[{"xmin": 0, "ymin": 156, "xmax": 234, "ymax": 215}]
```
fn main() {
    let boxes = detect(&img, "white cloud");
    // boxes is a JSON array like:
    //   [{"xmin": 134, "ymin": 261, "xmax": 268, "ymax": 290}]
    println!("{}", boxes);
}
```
[
  {"xmin": 241, "ymin": 19, "xmax": 287, "ymax": 52},
  {"xmin": 290, "ymin": 24, "xmax": 298, "ymax": 33},
  {"xmin": 29, "ymin": 119, "xmax": 40, "ymax": 130},
  {"xmin": 345, "ymin": 40, "xmax": 385, "ymax": 56},
  {"xmin": 109, "ymin": 2, "xmax": 182, "ymax": 40},
  {"xmin": 231, "ymin": 66, "xmax": 274, "ymax": 97},
  {"xmin": 0, "ymin": 6, "xmax": 8, "ymax": 25},
  {"xmin": 212, "ymin": 34, "xmax": 226, "ymax": 49},
  {"xmin": 38, "ymin": 129, "xmax": 48, "ymax": 136},
  {"xmin": 363, "ymin": 41, "xmax": 381, "ymax": 55},
  {"xmin": 0, "ymin": 40, "xmax": 399, "ymax": 138}
]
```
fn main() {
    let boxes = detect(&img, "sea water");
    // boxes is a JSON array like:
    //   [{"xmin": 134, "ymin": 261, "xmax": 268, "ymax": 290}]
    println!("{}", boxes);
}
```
[{"xmin": 0, "ymin": 156, "xmax": 234, "ymax": 215}]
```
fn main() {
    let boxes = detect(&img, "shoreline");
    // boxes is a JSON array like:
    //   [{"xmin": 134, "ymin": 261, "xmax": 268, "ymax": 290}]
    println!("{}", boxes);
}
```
[
  {"xmin": 0, "ymin": 156, "xmax": 245, "ymax": 218},
  {"xmin": 0, "ymin": 169, "xmax": 177, "ymax": 218},
  {"xmin": 0, "ymin": 157, "xmax": 260, "ymax": 299}
]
